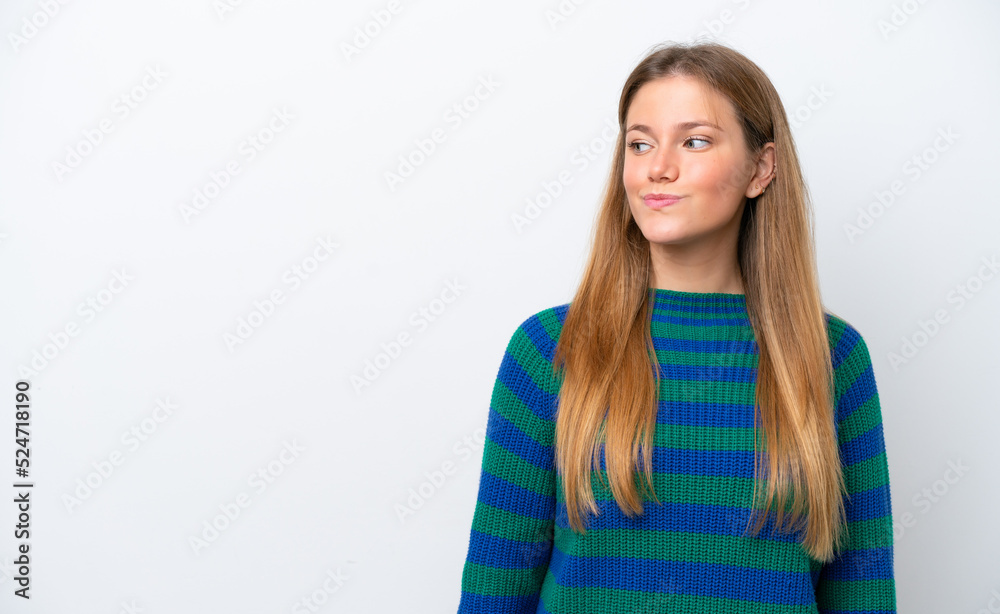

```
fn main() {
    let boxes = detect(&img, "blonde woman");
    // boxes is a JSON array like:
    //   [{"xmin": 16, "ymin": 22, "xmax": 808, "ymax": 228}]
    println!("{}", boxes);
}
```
[{"xmin": 458, "ymin": 41, "xmax": 895, "ymax": 613}]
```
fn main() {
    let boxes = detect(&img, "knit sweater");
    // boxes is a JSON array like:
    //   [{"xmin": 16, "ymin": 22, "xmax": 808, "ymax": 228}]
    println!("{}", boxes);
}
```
[{"xmin": 457, "ymin": 288, "xmax": 895, "ymax": 614}]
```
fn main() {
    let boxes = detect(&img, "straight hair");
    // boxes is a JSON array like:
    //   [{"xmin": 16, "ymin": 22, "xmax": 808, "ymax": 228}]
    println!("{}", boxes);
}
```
[{"xmin": 550, "ymin": 41, "xmax": 846, "ymax": 562}]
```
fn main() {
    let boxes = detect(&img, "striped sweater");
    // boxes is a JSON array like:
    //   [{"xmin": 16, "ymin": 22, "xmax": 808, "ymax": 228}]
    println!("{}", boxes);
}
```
[{"xmin": 458, "ymin": 288, "xmax": 895, "ymax": 613}]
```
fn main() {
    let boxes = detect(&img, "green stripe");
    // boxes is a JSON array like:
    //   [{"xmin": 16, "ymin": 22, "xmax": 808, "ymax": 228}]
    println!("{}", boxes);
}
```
[
  {"xmin": 461, "ymin": 561, "xmax": 548, "ymax": 597},
  {"xmin": 842, "ymin": 450, "xmax": 890, "ymax": 491},
  {"xmin": 651, "ymin": 424, "xmax": 758, "ymax": 450},
  {"xmin": 838, "ymin": 395, "xmax": 882, "ymax": 446},
  {"xmin": 837, "ymin": 515, "xmax": 894, "ymax": 549},
  {"xmin": 490, "ymin": 380, "xmax": 554, "ymax": 447},
  {"xmin": 653, "ymin": 348, "xmax": 759, "ymax": 367},
  {"xmin": 658, "ymin": 379, "xmax": 756, "ymax": 403},
  {"xmin": 556, "ymin": 472, "xmax": 760, "ymax": 507},
  {"xmin": 540, "ymin": 574, "xmax": 824, "ymax": 614},
  {"xmin": 470, "ymin": 503, "xmax": 551, "ymax": 543},
  {"xmin": 814, "ymin": 578, "xmax": 896, "ymax": 610},
  {"xmin": 552, "ymin": 527, "xmax": 814, "ymax": 571}
]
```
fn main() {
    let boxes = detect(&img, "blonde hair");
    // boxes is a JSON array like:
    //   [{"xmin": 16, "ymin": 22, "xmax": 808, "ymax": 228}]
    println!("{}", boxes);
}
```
[{"xmin": 551, "ymin": 41, "xmax": 846, "ymax": 562}]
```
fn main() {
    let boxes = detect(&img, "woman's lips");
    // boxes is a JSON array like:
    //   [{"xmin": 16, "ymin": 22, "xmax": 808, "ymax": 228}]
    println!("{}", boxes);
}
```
[{"xmin": 643, "ymin": 195, "xmax": 682, "ymax": 209}]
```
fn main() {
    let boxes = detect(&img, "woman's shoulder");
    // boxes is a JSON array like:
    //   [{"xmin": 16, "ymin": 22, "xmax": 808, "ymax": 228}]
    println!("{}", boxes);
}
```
[
  {"xmin": 822, "ymin": 309, "xmax": 876, "ymax": 373},
  {"xmin": 508, "ymin": 302, "xmax": 571, "ymax": 359},
  {"xmin": 493, "ymin": 304, "xmax": 570, "ymax": 390}
]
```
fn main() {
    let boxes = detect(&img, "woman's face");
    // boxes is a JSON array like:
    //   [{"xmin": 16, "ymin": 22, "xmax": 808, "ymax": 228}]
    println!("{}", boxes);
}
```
[{"xmin": 622, "ymin": 75, "xmax": 759, "ymax": 254}]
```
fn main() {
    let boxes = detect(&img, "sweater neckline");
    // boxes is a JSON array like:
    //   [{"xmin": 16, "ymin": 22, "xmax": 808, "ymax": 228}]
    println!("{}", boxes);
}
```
[
  {"xmin": 649, "ymin": 287, "xmax": 746, "ymax": 300},
  {"xmin": 648, "ymin": 286, "xmax": 748, "ymax": 315}
]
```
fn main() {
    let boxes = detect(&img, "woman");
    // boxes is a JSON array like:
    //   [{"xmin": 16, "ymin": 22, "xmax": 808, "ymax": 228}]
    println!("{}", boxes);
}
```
[{"xmin": 458, "ymin": 41, "xmax": 896, "ymax": 613}]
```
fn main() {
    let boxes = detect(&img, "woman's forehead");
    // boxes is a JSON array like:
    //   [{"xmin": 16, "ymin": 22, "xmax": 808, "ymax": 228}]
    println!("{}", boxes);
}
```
[{"xmin": 626, "ymin": 77, "xmax": 734, "ymax": 128}]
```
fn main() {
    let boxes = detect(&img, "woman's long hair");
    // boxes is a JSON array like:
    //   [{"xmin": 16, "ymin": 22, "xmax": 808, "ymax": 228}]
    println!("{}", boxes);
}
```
[{"xmin": 550, "ymin": 41, "xmax": 846, "ymax": 562}]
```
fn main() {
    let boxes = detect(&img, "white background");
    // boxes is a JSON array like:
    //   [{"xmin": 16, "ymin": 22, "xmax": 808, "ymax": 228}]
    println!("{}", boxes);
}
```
[{"xmin": 0, "ymin": 0, "xmax": 998, "ymax": 612}]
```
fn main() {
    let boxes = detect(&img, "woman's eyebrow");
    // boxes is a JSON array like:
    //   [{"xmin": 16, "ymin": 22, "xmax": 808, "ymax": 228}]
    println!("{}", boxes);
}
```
[{"xmin": 625, "ymin": 121, "xmax": 724, "ymax": 134}]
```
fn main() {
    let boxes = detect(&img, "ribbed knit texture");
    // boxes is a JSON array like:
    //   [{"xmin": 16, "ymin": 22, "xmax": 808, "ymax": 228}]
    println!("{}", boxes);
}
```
[{"xmin": 458, "ymin": 288, "xmax": 895, "ymax": 613}]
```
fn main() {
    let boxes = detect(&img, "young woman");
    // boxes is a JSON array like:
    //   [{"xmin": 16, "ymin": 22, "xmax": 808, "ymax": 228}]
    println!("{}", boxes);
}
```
[{"xmin": 457, "ymin": 41, "xmax": 896, "ymax": 614}]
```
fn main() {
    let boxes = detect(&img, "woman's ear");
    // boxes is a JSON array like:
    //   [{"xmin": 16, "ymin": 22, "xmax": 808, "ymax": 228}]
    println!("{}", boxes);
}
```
[{"xmin": 745, "ymin": 142, "xmax": 777, "ymax": 198}]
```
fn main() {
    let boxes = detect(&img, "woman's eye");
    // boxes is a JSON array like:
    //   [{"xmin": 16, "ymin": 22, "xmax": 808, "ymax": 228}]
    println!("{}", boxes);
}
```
[
  {"xmin": 627, "ymin": 141, "xmax": 650, "ymax": 153},
  {"xmin": 686, "ymin": 137, "xmax": 710, "ymax": 149}
]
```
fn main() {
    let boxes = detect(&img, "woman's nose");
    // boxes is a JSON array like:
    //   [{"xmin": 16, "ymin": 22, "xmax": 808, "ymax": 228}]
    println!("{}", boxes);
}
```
[{"xmin": 648, "ymin": 148, "xmax": 677, "ymax": 181}]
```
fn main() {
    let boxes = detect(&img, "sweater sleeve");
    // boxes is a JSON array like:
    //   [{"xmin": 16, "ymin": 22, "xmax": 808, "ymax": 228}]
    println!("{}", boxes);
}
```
[
  {"xmin": 815, "ymin": 323, "xmax": 897, "ymax": 613},
  {"xmin": 457, "ymin": 315, "xmax": 560, "ymax": 614}
]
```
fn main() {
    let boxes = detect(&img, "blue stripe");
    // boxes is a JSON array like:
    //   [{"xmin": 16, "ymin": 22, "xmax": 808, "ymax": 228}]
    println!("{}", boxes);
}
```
[
  {"xmin": 652, "ymin": 290, "xmax": 747, "ymax": 307},
  {"xmin": 555, "ymin": 499, "xmax": 803, "ymax": 542},
  {"xmin": 831, "ymin": 322, "xmax": 861, "ymax": 370},
  {"xmin": 457, "ymin": 592, "xmax": 539, "ymax": 613},
  {"xmin": 651, "ymin": 313, "xmax": 751, "ymax": 327},
  {"xmin": 520, "ymin": 313, "xmax": 558, "ymax": 362},
  {"xmin": 485, "ymin": 408, "xmax": 553, "ymax": 472},
  {"xmin": 841, "ymin": 423, "xmax": 887, "ymax": 467},
  {"xmin": 843, "ymin": 484, "xmax": 892, "ymax": 523},
  {"xmin": 546, "ymin": 544, "xmax": 816, "ymax": 604},
  {"xmin": 496, "ymin": 350, "xmax": 558, "ymax": 423},
  {"xmin": 655, "ymin": 361, "xmax": 757, "ymax": 382},
  {"xmin": 836, "ymin": 364, "xmax": 876, "ymax": 424},
  {"xmin": 652, "ymin": 300, "xmax": 749, "ymax": 315},
  {"xmin": 554, "ymin": 303, "xmax": 569, "ymax": 325},
  {"xmin": 475, "ymin": 471, "xmax": 555, "ymax": 521},
  {"xmin": 818, "ymin": 545, "xmax": 895, "ymax": 581},
  {"xmin": 593, "ymin": 445, "xmax": 759, "ymax": 478},
  {"xmin": 464, "ymin": 529, "xmax": 553, "ymax": 569},
  {"xmin": 651, "ymin": 337, "xmax": 757, "ymax": 354}
]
